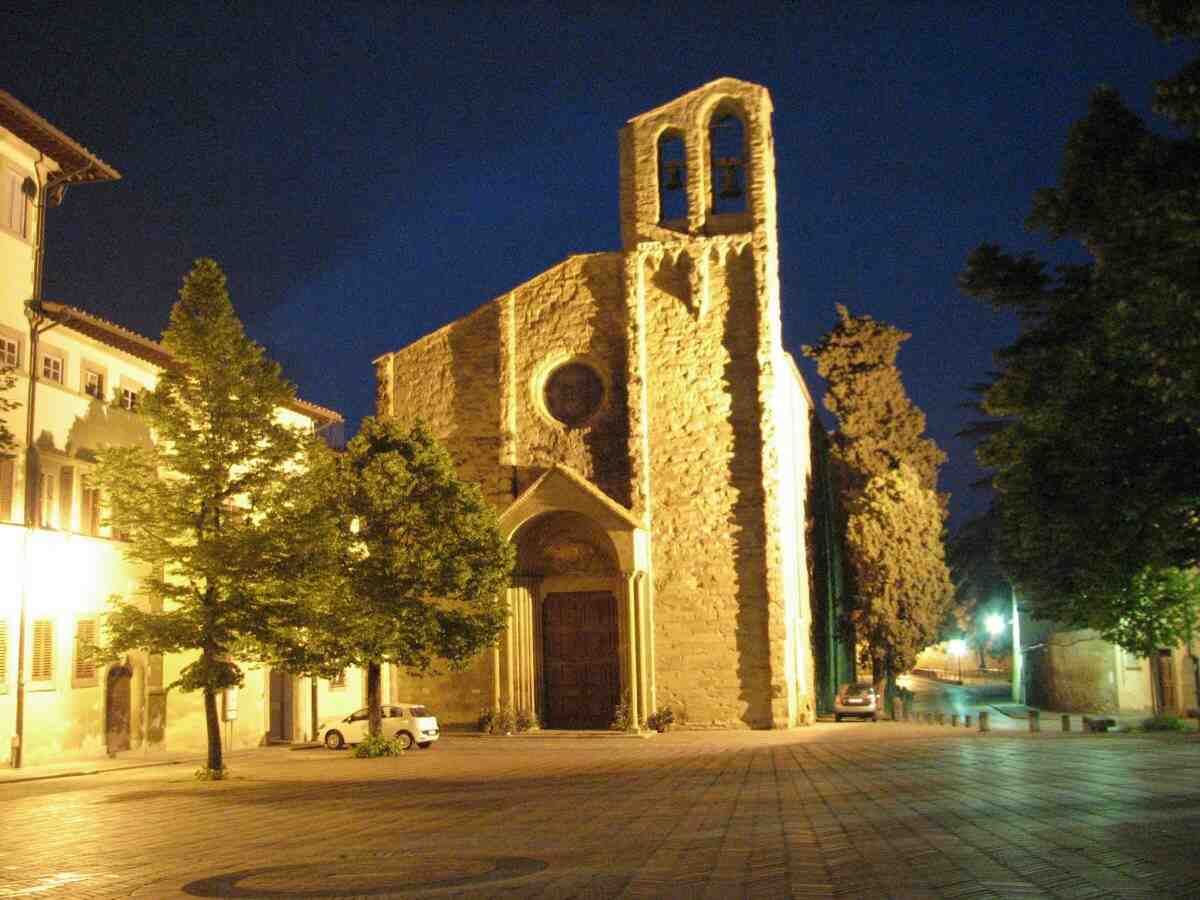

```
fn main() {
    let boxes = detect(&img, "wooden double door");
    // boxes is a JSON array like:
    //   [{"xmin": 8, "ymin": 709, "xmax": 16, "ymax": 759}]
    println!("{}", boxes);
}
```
[{"xmin": 542, "ymin": 592, "xmax": 619, "ymax": 729}]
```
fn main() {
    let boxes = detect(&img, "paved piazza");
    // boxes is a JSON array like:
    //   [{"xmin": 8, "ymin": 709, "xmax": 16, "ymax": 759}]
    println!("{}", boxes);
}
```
[{"xmin": 1, "ymin": 725, "xmax": 1197, "ymax": 899}]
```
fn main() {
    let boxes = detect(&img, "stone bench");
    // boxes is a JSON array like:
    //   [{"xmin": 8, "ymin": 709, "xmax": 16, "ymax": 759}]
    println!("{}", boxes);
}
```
[{"xmin": 1082, "ymin": 716, "xmax": 1117, "ymax": 733}]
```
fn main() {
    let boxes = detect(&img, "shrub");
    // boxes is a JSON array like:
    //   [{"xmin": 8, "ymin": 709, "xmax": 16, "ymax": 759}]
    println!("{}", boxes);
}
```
[
  {"xmin": 646, "ymin": 706, "xmax": 675, "ymax": 732},
  {"xmin": 515, "ymin": 708, "xmax": 535, "ymax": 733},
  {"xmin": 1140, "ymin": 714, "xmax": 1188, "ymax": 733},
  {"xmin": 477, "ymin": 708, "xmax": 495, "ymax": 733},
  {"xmin": 490, "ymin": 704, "xmax": 516, "ymax": 735},
  {"xmin": 611, "ymin": 702, "xmax": 633, "ymax": 731},
  {"xmin": 353, "ymin": 734, "xmax": 405, "ymax": 757},
  {"xmin": 194, "ymin": 766, "xmax": 228, "ymax": 781}
]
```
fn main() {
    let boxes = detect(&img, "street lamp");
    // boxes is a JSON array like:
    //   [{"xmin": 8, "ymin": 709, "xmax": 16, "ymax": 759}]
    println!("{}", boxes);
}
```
[
  {"xmin": 948, "ymin": 638, "xmax": 967, "ymax": 684},
  {"xmin": 985, "ymin": 613, "xmax": 1005, "ymax": 638}
]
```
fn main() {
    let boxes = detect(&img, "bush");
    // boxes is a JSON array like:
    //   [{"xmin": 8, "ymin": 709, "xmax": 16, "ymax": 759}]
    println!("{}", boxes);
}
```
[
  {"xmin": 477, "ymin": 708, "xmax": 495, "ymax": 733},
  {"xmin": 353, "ymin": 734, "xmax": 405, "ymax": 757},
  {"xmin": 611, "ymin": 702, "xmax": 633, "ymax": 731},
  {"xmin": 646, "ymin": 706, "xmax": 675, "ymax": 732},
  {"xmin": 490, "ymin": 704, "xmax": 516, "ymax": 735},
  {"xmin": 515, "ymin": 708, "xmax": 535, "ymax": 733},
  {"xmin": 1140, "ymin": 714, "xmax": 1189, "ymax": 733},
  {"xmin": 194, "ymin": 766, "xmax": 228, "ymax": 781}
]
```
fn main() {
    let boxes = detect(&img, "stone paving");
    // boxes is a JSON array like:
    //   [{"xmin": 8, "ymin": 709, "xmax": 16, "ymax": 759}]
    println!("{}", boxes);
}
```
[{"xmin": 0, "ymin": 724, "xmax": 1197, "ymax": 898}]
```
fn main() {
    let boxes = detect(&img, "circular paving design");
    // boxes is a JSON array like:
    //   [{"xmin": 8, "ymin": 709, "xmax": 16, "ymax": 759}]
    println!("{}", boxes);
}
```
[{"xmin": 180, "ymin": 854, "xmax": 548, "ymax": 897}]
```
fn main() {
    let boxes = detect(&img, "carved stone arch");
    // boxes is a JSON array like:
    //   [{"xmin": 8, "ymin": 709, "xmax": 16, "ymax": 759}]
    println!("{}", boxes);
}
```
[
  {"xmin": 655, "ymin": 125, "xmax": 688, "ymax": 227},
  {"xmin": 696, "ymin": 96, "xmax": 750, "ymax": 216}
]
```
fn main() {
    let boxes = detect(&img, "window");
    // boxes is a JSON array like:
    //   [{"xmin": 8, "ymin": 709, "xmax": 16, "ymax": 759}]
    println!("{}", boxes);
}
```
[
  {"xmin": 0, "ymin": 335, "xmax": 18, "ymax": 369},
  {"xmin": 543, "ymin": 361, "xmax": 605, "ymax": 428},
  {"xmin": 73, "ymin": 619, "xmax": 97, "ymax": 684},
  {"xmin": 330, "ymin": 671, "xmax": 347, "ymax": 689},
  {"xmin": 59, "ymin": 466, "xmax": 74, "ymax": 532},
  {"xmin": 81, "ymin": 484, "xmax": 101, "ymax": 536},
  {"xmin": 0, "ymin": 167, "xmax": 31, "ymax": 239},
  {"xmin": 120, "ymin": 386, "xmax": 138, "ymax": 411},
  {"xmin": 84, "ymin": 369, "xmax": 104, "ymax": 399},
  {"xmin": 41, "ymin": 351, "xmax": 63, "ymax": 385},
  {"xmin": 0, "ymin": 620, "xmax": 8, "ymax": 691},
  {"xmin": 31, "ymin": 620, "xmax": 53, "ymax": 684},
  {"xmin": 709, "ymin": 109, "xmax": 746, "ymax": 215},
  {"xmin": 0, "ymin": 459, "xmax": 13, "ymax": 523},
  {"xmin": 657, "ymin": 129, "xmax": 687, "ymax": 225},
  {"xmin": 39, "ymin": 471, "xmax": 55, "ymax": 528}
]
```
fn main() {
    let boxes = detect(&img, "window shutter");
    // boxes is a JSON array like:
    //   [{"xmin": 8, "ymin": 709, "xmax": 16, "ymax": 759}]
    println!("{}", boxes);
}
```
[
  {"xmin": 0, "ymin": 620, "xmax": 8, "ymax": 684},
  {"xmin": 73, "ymin": 619, "xmax": 96, "ymax": 681},
  {"xmin": 0, "ymin": 459, "xmax": 13, "ymax": 522},
  {"xmin": 59, "ymin": 466, "xmax": 74, "ymax": 532},
  {"xmin": 31, "ymin": 620, "xmax": 53, "ymax": 682}
]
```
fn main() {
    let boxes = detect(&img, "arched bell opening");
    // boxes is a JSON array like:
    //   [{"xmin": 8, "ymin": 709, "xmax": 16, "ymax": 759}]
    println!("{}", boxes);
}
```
[
  {"xmin": 708, "ymin": 104, "xmax": 747, "ymax": 216},
  {"xmin": 656, "ymin": 128, "xmax": 688, "ymax": 228}
]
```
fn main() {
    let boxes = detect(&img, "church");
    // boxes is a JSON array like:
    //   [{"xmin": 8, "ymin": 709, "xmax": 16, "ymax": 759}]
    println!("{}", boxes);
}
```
[{"xmin": 378, "ymin": 78, "xmax": 831, "ymax": 730}]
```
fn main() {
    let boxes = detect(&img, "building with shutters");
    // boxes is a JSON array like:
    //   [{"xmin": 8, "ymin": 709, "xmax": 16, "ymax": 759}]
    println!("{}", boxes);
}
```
[
  {"xmin": 0, "ymin": 90, "xmax": 348, "ymax": 766},
  {"xmin": 377, "ymin": 79, "xmax": 827, "ymax": 730}
]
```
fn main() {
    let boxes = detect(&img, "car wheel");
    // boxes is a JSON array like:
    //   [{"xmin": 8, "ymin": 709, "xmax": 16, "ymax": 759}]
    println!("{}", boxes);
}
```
[
  {"xmin": 395, "ymin": 731, "xmax": 415, "ymax": 751},
  {"xmin": 417, "ymin": 742, "xmax": 432, "ymax": 750},
  {"xmin": 324, "ymin": 730, "xmax": 344, "ymax": 750},
  {"xmin": 834, "ymin": 714, "xmax": 842, "ymax": 722},
  {"xmin": 871, "ymin": 713, "xmax": 878, "ymax": 722}
]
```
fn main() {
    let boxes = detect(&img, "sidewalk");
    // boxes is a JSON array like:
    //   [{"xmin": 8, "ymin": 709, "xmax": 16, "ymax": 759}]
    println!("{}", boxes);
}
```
[{"xmin": 0, "ymin": 745, "xmax": 286, "ymax": 785}]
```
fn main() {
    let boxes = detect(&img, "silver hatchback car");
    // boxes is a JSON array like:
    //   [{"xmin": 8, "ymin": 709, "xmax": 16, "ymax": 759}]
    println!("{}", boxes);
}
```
[{"xmin": 834, "ymin": 683, "xmax": 878, "ymax": 721}]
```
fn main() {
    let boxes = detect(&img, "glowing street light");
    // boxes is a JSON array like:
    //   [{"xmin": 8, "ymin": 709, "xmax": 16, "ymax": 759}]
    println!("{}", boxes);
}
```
[{"xmin": 985, "ymin": 613, "xmax": 1005, "ymax": 637}]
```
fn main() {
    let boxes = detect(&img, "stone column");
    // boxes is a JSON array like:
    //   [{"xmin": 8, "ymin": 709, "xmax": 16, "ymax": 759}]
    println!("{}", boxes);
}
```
[{"xmin": 622, "ymin": 571, "xmax": 640, "ymax": 729}]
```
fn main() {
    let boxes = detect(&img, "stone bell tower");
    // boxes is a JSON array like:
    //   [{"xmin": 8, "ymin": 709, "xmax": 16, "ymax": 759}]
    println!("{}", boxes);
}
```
[{"xmin": 615, "ymin": 79, "xmax": 810, "ymax": 729}]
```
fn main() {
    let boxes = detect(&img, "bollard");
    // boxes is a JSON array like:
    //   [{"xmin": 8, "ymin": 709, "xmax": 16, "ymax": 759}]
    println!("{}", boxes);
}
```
[
  {"xmin": 964, "ymin": 714, "xmax": 973, "ymax": 728},
  {"xmin": 951, "ymin": 713, "xmax": 960, "ymax": 727},
  {"xmin": 1029, "ymin": 709, "xmax": 1040, "ymax": 733},
  {"xmin": 892, "ymin": 698, "xmax": 903, "ymax": 722},
  {"xmin": 1061, "ymin": 714, "xmax": 1071, "ymax": 732},
  {"xmin": 979, "ymin": 711, "xmax": 990, "ymax": 732}
]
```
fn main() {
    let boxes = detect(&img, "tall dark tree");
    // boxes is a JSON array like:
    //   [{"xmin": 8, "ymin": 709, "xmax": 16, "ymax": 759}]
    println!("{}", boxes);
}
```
[
  {"xmin": 960, "ymin": 2, "xmax": 1200, "ymax": 656},
  {"xmin": 96, "ymin": 259, "xmax": 321, "ymax": 775},
  {"xmin": 804, "ymin": 306, "xmax": 953, "ymax": 699},
  {"xmin": 276, "ymin": 417, "xmax": 513, "ymax": 743}
]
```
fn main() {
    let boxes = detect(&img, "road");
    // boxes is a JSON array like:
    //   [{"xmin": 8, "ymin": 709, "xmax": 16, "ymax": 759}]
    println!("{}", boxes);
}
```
[
  {"xmin": 905, "ymin": 673, "xmax": 1019, "ymax": 726},
  {"xmin": 1, "ymin": 725, "xmax": 1198, "ymax": 898}
]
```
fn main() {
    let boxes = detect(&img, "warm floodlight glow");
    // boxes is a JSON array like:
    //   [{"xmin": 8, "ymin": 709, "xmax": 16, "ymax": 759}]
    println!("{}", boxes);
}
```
[
  {"xmin": 985, "ymin": 613, "xmax": 1005, "ymax": 637},
  {"xmin": 948, "ymin": 638, "xmax": 967, "ymax": 657}
]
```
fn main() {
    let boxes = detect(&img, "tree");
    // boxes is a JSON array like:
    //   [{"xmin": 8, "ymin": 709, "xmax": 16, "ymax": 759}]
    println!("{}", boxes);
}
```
[
  {"xmin": 947, "ymin": 506, "xmax": 1012, "ymax": 668},
  {"xmin": 96, "ymin": 259, "xmax": 320, "ymax": 774},
  {"xmin": 803, "ymin": 306, "xmax": 953, "ymax": 699},
  {"xmin": 278, "ymin": 417, "xmax": 514, "ymax": 742},
  {"xmin": 960, "ymin": 3, "xmax": 1200, "ymax": 655},
  {"xmin": 846, "ymin": 467, "xmax": 954, "ymax": 698}
]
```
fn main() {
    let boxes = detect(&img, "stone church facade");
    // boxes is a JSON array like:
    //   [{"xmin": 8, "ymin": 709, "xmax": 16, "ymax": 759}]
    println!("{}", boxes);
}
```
[{"xmin": 377, "ymin": 78, "xmax": 819, "ymax": 729}]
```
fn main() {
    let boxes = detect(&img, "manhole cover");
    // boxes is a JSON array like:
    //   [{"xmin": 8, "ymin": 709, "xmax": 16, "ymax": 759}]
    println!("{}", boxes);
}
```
[{"xmin": 181, "ymin": 855, "xmax": 548, "ymax": 897}]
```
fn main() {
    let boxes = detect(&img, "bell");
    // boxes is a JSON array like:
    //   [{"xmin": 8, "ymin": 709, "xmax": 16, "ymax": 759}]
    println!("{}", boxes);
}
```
[
  {"xmin": 663, "ymin": 160, "xmax": 684, "ymax": 191},
  {"xmin": 718, "ymin": 159, "xmax": 742, "ymax": 200}
]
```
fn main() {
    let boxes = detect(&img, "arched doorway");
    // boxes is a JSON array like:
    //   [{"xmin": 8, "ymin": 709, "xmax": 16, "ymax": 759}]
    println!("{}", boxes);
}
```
[
  {"xmin": 105, "ymin": 664, "xmax": 133, "ymax": 754},
  {"xmin": 515, "ymin": 510, "xmax": 622, "ymax": 729}
]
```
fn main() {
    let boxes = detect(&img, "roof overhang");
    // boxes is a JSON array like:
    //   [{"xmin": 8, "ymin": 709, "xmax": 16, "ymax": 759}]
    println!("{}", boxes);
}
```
[{"xmin": 0, "ymin": 89, "xmax": 121, "ymax": 183}]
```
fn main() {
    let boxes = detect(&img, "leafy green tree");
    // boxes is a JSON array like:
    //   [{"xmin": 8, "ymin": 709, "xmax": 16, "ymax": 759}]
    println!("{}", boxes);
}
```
[
  {"xmin": 947, "ymin": 506, "xmax": 1012, "ymax": 667},
  {"xmin": 96, "ymin": 259, "xmax": 319, "ymax": 774},
  {"xmin": 277, "ymin": 417, "xmax": 514, "ymax": 741},
  {"xmin": 846, "ymin": 467, "xmax": 954, "ymax": 698},
  {"xmin": 804, "ymin": 306, "xmax": 952, "ymax": 699},
  {"xmin": 960, "ymin": 3, "xmax": 1200, "ymax": 656}
]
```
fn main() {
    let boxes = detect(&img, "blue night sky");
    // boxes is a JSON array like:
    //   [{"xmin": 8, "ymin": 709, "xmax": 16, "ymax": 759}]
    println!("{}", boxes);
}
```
[{"xmin": 8, "ymin": 2, "xmax": 1192, "ymax": 529}]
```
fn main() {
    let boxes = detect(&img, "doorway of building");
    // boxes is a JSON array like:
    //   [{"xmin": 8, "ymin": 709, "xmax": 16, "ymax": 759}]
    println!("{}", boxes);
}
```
[
  {"xmin": 1152, "ymin": 650, "xmax": 1177, "ymax": 713},
  {"xmin": 542, "ymin": 592, "xmax": 619, "ymax": 729},
  {"xmin": 268, "ymin": 670, "xmax": 294, "ymax": 742},
  {"xmin": 105, "ymin": 664, "xmax": 133, "ymax": 754}
]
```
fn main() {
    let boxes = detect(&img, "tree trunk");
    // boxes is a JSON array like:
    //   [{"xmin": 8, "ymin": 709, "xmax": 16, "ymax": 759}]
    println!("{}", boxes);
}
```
[
  {"xmin": 203, "ymin": 683, "xmax": 223, "ymax": 772},
  {"xmin": 871, "ymin": 653, "xmax": 886, "ymax": 703},
  {"xmin": 367, "ymin": 661, "xmax": 382, "ymax": 737}
]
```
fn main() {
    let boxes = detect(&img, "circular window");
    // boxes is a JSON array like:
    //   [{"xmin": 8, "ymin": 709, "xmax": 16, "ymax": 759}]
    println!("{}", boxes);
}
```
[{"xmin": 543, "ymin": 362, "xmax": 604, "ymax": 427}]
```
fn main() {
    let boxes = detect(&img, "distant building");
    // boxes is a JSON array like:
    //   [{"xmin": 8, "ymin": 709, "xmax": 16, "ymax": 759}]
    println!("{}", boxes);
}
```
[
  {"xmin": 377, "ymin": 79, "xmax": 836, "ymax": 729},
  {"xmin": 0, "ymin": 90, "xmax": 347, "ymax": 766}
]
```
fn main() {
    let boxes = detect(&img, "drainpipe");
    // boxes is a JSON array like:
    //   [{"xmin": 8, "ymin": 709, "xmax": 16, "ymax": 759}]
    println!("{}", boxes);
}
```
[{"xmin": 12, "ymin": 160, "xmax": 91, "ymax": 769}]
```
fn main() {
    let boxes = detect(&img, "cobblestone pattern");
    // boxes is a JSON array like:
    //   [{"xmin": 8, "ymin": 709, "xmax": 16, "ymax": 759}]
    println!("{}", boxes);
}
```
[{"xmin": 1, "ymin": 729, "xmax": 1197, "ymax": 898}]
